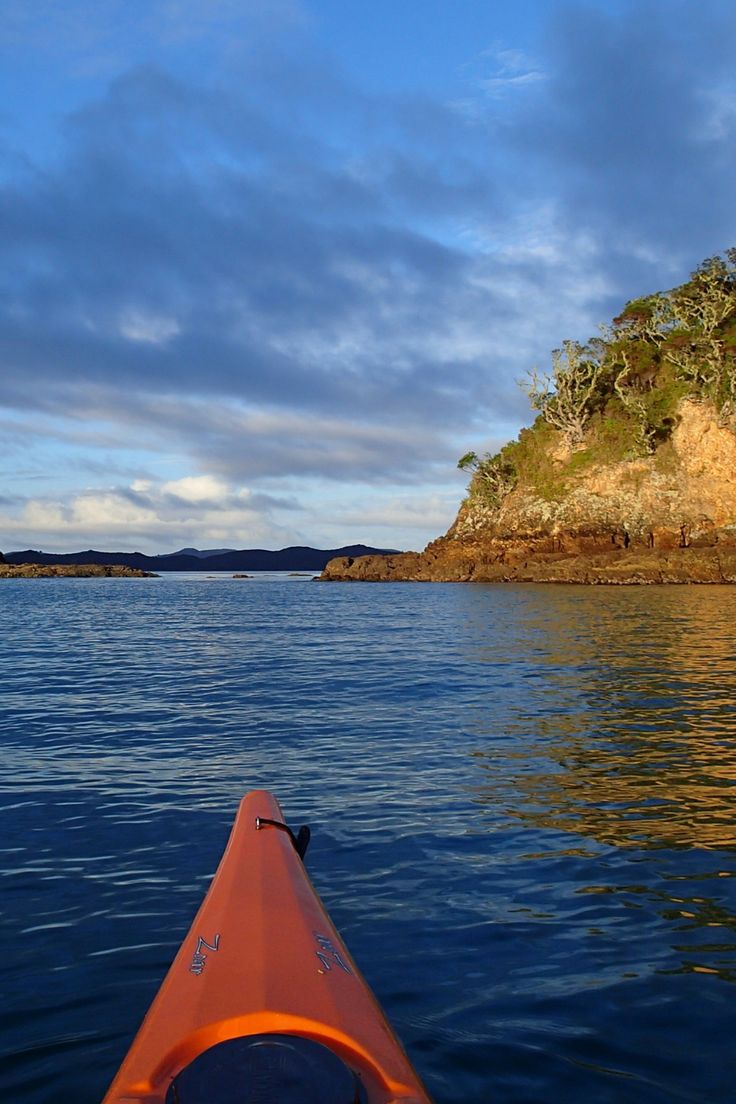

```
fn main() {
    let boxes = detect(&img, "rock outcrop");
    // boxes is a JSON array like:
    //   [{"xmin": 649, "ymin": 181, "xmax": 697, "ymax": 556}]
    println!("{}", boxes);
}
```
[
  {"xmin": 322, "ymin": 399, "xmax": 736, "ymax": 584},
  {"xmin": 0, "ymin": 563, "xmax": 157, "ymax": 578},
  {"xmin": 321, "ymin": 546, "xmax": 736, "ymax": 584}
]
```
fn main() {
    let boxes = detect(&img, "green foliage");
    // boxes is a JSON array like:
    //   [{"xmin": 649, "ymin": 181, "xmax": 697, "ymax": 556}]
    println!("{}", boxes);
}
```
[
  {"xmin": 639, "ymin": 371, "xmax": 690, "ymax": 442},
  {"xmin": 526, "ymin": 246, "xmax": 736, "ymax": 440},
  {"xmin": 458, "ymin": 448, "xmax": 518, "ymax": 507},
  {"xmin": 723, "ymin": 321, "xmax": 736, "ymax": 353},
  {"xmin": 459, "ymin": 246, "xmax": 736, "ymax": 502},
  {"xmin": 499, "ymin": 420, "xmax": 570, "ymax": 501},
  {"xmin": 457, "ymin": 450, "xmax": 479, "ymax": 472},
  {"xmin": 590, "ymin": 401, "xmax": 649, "ymax": 462},
  {"xmin": 612, "ymin": 294, "xmax": 673, "ymax": 343},
  {"xmin": 662, "ymin": 252, "xmax": 736, "ymax": 420}
]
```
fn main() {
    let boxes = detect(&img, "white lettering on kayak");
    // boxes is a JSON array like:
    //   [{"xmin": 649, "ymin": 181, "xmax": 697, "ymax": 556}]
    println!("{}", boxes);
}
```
[
  {"xmin": 189, "ymin": 933, "xmax": 221, "ymax": 976},
  {"xmin": 313, "ymin": 931, "xmax": 352, "ymax": 975}
]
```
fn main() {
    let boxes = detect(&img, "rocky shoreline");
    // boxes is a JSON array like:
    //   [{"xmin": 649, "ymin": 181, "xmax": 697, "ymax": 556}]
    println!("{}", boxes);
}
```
[
  {"xmin": 0, "ymin": 563, "xmax": 157, "ymax": 578},
  {"xmin": 320, "ymin": 396, "xmax": 736, "ymax": 586},
  {"xmin": 319, "ymin": 543, "xmax": 736, "ymax": 584}
]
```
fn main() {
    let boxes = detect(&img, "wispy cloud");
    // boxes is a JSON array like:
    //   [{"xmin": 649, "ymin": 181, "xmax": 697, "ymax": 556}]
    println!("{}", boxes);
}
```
[{"xmin": 477, "ymin": 45, "xmax": 546, "ymax": 99}]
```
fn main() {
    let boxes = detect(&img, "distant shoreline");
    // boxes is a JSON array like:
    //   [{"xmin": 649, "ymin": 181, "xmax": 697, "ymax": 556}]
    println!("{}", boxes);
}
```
[
  {"xmin": 4, "ymin": 544, "xmax": 399, "ymax": 573},
  {"xmin": 0, "ymin": 564, "xmax": 156, "ymax": 579}
]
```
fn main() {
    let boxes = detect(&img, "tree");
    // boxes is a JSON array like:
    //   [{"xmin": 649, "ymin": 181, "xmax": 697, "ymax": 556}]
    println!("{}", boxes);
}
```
[
  {"xmin": 524, "ymin": 340, "xmax": 606, "ymax": 447},
  {"xmin": 457, "ymin": 450, "xmax": 517, "ymax": 505},
  {"xmin": 664, "ymin": 253, "xmax": 736, "ymax": 419},
  {"xmin": 612, "ymin": 349, "xmax": 657, "ymax": 452},
  {"xmin": 612, "ymin": 292, "xmax": 674, "ymax": 347}
]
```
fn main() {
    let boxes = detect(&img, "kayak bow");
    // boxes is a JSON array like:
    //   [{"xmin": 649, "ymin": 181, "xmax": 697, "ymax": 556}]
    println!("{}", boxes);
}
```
[{"xmin": 102, "ymin": 790, "xmax": 431, "ymax": 1103}]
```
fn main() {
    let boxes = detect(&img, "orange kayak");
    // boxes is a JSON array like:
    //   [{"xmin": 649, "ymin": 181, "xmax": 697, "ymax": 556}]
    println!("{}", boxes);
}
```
[{"xmin": 102, "ymin": 790, "xmax": 431, "ymax": 1103}]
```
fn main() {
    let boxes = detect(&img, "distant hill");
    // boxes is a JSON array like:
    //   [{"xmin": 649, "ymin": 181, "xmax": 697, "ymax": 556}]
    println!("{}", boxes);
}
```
[
  {"xmin": 6, "ymin": 545, "xmax": 401, "ymax": 572},
  {"xmin": 167, "ymin": 547, "xmax": 236, "ymax": 558}
]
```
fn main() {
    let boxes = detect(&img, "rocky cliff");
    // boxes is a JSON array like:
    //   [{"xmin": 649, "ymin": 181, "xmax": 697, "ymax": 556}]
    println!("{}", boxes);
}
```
[{"xmin": 322, "ymin": 251, "xmax": 736, "ymax": 584}]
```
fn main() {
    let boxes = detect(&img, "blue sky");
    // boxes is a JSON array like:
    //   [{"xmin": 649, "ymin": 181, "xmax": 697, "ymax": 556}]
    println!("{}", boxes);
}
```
[{"xmin": 1, "ymin": 0, "xmax": 735, "ymax": 553}]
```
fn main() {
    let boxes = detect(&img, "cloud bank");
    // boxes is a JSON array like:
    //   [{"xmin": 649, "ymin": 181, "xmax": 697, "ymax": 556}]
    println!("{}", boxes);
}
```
[{"xmin": 1, "ymin": 0, "xmax": 735, "ymax": 551}]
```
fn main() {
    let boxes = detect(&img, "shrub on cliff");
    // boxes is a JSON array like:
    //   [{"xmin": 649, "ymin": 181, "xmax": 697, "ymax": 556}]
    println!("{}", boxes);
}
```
[
  {"xmin": 460, "ymin": 247, "xmax": 736, "ymax": 506},
  {"xmin": 458, "ymin": 450, "xmax": 518, "ymax": 506}
]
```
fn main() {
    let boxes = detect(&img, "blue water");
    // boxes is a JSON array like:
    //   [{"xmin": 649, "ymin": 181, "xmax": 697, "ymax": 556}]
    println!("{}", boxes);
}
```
[{"xmin": 2, "ymin": 574, "xmax": 736, "ymax": 1102}]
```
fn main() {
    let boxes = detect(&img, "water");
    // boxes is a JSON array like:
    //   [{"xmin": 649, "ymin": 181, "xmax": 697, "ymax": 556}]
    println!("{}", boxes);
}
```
[{"xmin": 2, "ymin": 574, "xmax": 736, "ymax": 1102}]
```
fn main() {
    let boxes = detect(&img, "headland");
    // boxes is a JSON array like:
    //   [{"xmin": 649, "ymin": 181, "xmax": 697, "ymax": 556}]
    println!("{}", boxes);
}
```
[{"xmin": 322, "ymin": 250, "xmax": 736, "ymax": 584}]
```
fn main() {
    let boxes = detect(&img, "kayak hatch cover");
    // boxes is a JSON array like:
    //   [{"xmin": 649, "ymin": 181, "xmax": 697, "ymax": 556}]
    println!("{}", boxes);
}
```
[{"xmin": 101, "ymin": 790, "xmax": 432, "ymax": 1103}]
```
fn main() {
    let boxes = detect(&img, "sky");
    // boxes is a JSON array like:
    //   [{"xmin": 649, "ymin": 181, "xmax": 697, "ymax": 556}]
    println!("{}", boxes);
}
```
[{"xmin": 1, "ymin": 0, "xmax": 735, "ymax": 554}]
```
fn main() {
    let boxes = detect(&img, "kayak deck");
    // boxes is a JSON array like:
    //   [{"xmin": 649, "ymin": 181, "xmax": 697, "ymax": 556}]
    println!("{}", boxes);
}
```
[{"xmin": 102, "ymin": 790, "xmax": 431, "ymax": 1103}]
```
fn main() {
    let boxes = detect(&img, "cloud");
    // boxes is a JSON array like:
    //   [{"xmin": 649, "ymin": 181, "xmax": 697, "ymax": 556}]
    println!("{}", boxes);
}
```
[
  {"xmin": 160, "ymin": 474, "xmax": 229, "ymax": 503},
  {"xmin": 0, "ymin": 62, "xmax": 526, "ymax": 441},
  {"xmin": 503, "ymin": 1, "xmax": 736, "ymax": 270},
  {"xmin": 1, "ymin": 0, "xmax": 735, "ymax": 551},
  {"xmin": 119, "ymin": 309, "xmax": 181, "ymax": 345},
  {"xmin": 0, "ymin": 51, "xmax": 552, "ymax": 498},
  {"xmin": 0, "ymin": 474, "xmax": 300, "ymax": 553},
  {"xmin": 330, "ymin": 491, "xmax": 461, "ymax": 537},
  {"xmin": 0, "ymin": 463, "xmax": 465, "ymax": 553},
  {"xmin": 477, "ymin": 45, "xmax": 546, "ymax": 99}
]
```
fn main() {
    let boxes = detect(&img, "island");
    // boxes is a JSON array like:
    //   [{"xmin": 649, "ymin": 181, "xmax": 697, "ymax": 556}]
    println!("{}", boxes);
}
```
[
  {"xmin": 0, "ymin": 559, "xmax": 157, "ymax": 579},
  {"xmin": 322, "ymin": 249, "xmax": 736, "ymax": 584}
]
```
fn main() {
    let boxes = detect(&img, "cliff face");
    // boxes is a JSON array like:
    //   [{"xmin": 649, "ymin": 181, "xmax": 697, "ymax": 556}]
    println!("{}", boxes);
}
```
[
  {"xmin": 450, "ymin": 399, "xmax": 736, "ymax": 551},
  {"xmin": 321, "ymin": 400, "xmax": 736, "ymax": 584}
]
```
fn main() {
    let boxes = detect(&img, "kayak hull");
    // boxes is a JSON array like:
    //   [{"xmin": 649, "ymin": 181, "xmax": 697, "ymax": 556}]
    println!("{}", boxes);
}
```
[{"xmin": 102, "ymin": 791, "xmax": 430, "ymax": 1103}]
